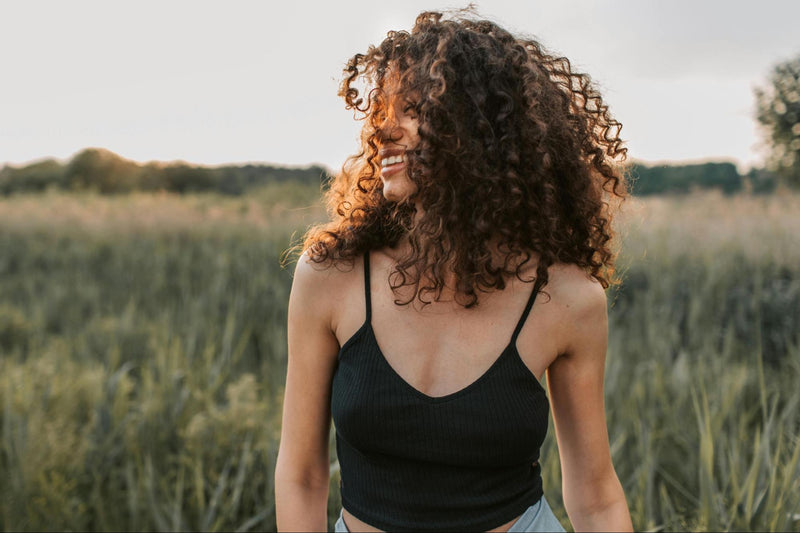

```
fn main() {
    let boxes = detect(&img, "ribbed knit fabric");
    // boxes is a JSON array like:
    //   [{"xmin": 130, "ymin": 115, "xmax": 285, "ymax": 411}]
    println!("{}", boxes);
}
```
[{"xmin": 330, "ymin": 252, "xmax": 550, "ymax": 532}]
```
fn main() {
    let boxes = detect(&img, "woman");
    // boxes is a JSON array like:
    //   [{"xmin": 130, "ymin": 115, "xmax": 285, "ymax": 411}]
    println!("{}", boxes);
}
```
[{"xmin": 275, "ymin": 9, "xmax": 632, "ymax": 532}]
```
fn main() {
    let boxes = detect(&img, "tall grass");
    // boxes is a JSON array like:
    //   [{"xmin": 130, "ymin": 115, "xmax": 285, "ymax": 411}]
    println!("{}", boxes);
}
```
[
  {"xmin": 0, "ymin": 189, "xmax": 798, "ymax": 531},
  {"xmin": 541, "ymin": 192, "xmax": 800, "ymax": 531}
]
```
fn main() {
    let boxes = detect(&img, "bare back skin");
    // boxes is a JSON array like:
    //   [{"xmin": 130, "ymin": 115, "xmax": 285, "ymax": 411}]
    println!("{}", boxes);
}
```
[{"xmin": 317, "ymin": 246, "xmax": 598, "ymax": 532}]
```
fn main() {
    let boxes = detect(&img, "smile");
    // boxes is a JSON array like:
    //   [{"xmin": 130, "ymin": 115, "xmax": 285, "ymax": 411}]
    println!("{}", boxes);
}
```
[
  {"xmin": 379, "ymin": 152, "xmax": 407, "ymax": 179},
  {"xmin": 380, "ymin": 154, "xmax": 406, "ymax": 168}
]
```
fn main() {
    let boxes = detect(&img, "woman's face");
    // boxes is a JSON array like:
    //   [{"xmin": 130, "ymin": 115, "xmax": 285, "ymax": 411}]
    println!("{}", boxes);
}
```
[{"xmin": 377, "ymin": 84, "xmax": 421, "ymax": 203}]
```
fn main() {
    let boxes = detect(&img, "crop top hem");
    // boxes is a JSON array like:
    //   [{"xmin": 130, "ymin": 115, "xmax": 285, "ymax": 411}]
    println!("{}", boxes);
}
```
[{"xmin": 340, "ymin": 490, "xmax": 544, "ymax": 533}]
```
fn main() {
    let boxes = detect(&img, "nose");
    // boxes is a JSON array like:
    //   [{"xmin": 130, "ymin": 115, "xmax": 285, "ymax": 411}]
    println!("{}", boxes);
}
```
[{"xmin": 377, "ymin": 111, "xmax": 402, "ymax": 144}]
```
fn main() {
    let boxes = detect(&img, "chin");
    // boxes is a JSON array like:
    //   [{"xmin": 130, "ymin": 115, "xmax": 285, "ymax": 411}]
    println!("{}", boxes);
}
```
[
  {"xmin": 381, "ymin": 177, "xmax": 417, "ymax": 203},
  {"xmin": 382, "ymin": 190, "xmax": 404, "ymax": 202},
  {"xmin": 382, "ymin": 186, "xmax": 415, "ymax": 203}
]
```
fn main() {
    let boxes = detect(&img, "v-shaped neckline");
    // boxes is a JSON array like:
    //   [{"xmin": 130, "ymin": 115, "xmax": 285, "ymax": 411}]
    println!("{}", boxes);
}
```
[
  {"xmin": 336, "ymin": 250, "xmax": 547, "ymax": 404},
  {"xmin": 367, "ymin": 321, "xmax": 541, "ymax": 403}
]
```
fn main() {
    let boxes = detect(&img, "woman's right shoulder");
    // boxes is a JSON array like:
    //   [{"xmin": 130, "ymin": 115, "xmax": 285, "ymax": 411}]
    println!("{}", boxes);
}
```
[
  {"xmin": 292, "ymin": 250, "xmax": 362, "ymax": 290},
  {"xmin": 290, "ymin": 250, "xmax": 365, "ymax": 325}
]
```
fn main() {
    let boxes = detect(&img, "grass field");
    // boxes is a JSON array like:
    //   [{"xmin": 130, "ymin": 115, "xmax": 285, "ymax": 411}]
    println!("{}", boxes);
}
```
[{"xmin": 0, "ymin": 187, "xmax": 798, "ymax": 532}]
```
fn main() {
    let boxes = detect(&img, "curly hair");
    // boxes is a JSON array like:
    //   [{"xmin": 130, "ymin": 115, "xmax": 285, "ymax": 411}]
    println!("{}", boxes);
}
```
[{"xmin": 299, "ymin": 9, "xmax": 628, "ymax": 308}]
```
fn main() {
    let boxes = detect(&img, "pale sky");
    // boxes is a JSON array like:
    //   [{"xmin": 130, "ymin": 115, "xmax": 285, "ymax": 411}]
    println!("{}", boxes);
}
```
[{"xmin": 2, "ymin": 1, "xmax": 799, "ymax": 173}]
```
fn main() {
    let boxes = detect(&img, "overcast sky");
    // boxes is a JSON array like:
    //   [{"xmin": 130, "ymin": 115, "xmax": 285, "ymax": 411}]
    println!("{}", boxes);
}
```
[{"xmin": 2, "ymin": 1, "xmax": 799, "ymax": 172}]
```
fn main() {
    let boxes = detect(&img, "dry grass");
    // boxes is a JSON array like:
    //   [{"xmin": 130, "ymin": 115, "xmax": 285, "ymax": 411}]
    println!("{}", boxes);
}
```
[
  {"xmin": 0, "ymin": 185, "xmax": 326, "ymax": 236},
  {"xmin": 617, "ymin": 191, "xmax": 800, "ymax": 265}
]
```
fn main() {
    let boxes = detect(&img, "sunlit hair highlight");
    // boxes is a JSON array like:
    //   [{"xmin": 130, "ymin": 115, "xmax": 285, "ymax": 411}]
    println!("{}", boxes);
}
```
[{"xmin": 299, "ymin": 9, "xmax": 628, "ymax": 307}]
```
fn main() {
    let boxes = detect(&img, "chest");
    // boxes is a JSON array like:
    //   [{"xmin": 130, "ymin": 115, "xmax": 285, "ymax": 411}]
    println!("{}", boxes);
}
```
[
  {"xmin": 336, "ymin": 284, "xmax": 559, "ymax": 399},
  {"xmin": 373, "ymin": 306, "xmax": 516, "ymax": 394},
  {"xmin": 331, "ymin": 324, "xmax": 551, "ymax": 466}
]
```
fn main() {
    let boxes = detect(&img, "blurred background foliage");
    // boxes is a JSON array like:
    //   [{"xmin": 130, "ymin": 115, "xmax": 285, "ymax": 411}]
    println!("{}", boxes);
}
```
[
  {"xmin": 755, "ymin": 53, "xmax": 800, "ymax": 188},
  {"xmin": 0, "ymin": 148, "xmax": 331, "ymax": 196}
]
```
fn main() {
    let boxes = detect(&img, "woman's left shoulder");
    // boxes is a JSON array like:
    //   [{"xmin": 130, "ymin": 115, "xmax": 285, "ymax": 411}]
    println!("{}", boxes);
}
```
[{"xmin": 542, "ymin": 262, "xmax": 607, "ymax": 324}]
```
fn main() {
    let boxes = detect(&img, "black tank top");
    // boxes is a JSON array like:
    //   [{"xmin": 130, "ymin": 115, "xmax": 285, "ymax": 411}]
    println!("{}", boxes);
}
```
[{"xmin": 330, "ymin": 252, "xmax": 549, "ymax": 532}]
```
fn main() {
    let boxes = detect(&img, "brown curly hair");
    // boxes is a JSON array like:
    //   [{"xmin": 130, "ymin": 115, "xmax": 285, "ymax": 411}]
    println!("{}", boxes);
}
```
[{"xmin": 299, "ymin": 9, "xmax": 628, "ymax": 308}]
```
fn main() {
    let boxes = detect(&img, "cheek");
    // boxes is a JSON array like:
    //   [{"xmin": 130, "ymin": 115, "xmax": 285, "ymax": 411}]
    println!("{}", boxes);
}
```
[
  {"xmin": 409, "ymin": 122, "xmax": 420, "ymax": 146},
  {"xmin": 397, "ymin": 116, "xmax": 420, "ymax": 146}
]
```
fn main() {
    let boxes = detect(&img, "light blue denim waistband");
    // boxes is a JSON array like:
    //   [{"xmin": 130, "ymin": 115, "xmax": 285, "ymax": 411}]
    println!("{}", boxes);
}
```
[{"xmin": 334, "ymin": 496, "xmax": 566, "ymax": 532}]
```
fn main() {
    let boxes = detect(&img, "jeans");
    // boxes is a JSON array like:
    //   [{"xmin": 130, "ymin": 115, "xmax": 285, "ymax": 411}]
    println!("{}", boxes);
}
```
[{"xmin": 333, "ymin": 496, "xmax": 566, "ymax": 532}]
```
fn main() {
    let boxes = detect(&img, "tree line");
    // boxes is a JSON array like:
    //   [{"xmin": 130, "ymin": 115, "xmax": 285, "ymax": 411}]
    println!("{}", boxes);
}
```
[
  {"xmin": 629, "ymin": 161, "xmax": 777, "ymax": 196},
  {"xmin": 0, "ymin": 148, "xmax": 331, "ymax": 196},
  {"xmin": 0, "ymin": 147, "xmax": 782, "ymax": 197}
]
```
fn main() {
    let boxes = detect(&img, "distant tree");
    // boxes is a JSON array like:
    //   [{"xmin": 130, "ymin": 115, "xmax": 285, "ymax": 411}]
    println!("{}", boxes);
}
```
[
  {"xmin": 65, "ymin": 148, "xmax": 142, "ymax": 193},
  {"xmin": 755, "ymin": 53, "xmax": 800, "ymax": 187},
  {"xmin": 0, "ymin": 159, "xmax": 66, "ymax": 194}
]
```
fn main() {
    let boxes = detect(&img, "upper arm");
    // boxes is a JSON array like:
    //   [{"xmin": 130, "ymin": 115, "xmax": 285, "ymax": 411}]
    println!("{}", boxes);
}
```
[
  {"xmin": 546, "ymin": 275, "xmax": 618, "ymax": 508},
  {"xmin": 275, "ymin": 252, "xmax": 342, "ymax": 487}
]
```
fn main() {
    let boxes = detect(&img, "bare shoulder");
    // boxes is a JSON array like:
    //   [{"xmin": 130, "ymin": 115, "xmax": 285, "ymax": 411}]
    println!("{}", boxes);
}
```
[
  {"xmin": 293, "ymin": 250, "xmax": 356, "ymax": 290},
  {"xmin": 544, "ymin": 263, "xmax": 607, "ymax": 319},
  {"xmin": 290, "ymin": 250, "xmax": 363, "ymax": 332},
  {"xmin": 540, "ymin": 263, "xmax": 608, "ymax": 358}
]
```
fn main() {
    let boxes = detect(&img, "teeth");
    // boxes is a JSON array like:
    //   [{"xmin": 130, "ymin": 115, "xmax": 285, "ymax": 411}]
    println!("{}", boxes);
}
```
[{"xmin": 381, "ymin": 154, "xmax": 405, "ymax": 168}]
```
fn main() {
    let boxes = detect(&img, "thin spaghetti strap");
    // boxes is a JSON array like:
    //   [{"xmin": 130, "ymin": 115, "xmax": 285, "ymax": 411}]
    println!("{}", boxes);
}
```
[
  {"xmin": 510, "ymin": 277, "xmax": 545, "ymax": 343},
  {"xmin": 363, "ymin": 251, "xmax": 372, "ymax": 322}
]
